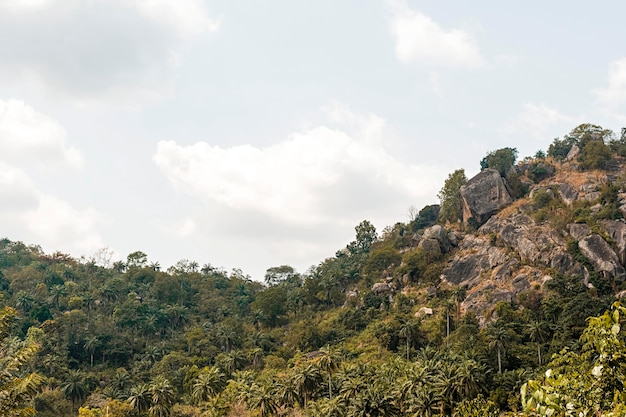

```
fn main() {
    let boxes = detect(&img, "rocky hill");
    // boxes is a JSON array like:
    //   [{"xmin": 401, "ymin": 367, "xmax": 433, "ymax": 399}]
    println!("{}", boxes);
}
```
[{"xmin": 386, "ymin": 149, "xmax": 626, "ymax": 322}]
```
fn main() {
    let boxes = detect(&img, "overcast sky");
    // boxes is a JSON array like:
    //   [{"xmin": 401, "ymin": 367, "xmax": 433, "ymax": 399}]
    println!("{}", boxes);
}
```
[{"xmin": 2, "ymin": 0, "xmax": 626, "ymax": 280}]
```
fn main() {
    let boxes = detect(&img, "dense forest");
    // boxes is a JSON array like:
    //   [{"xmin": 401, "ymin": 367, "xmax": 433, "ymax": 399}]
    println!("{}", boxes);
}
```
[{"xmin": 3, "ymin": 123, "xmax": 626, "ymax": 416}]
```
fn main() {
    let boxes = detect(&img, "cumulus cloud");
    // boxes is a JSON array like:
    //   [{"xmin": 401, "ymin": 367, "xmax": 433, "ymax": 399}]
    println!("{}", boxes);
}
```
[
  {"xmin": 0, "ymin": 99, "xmax": 103, "ymax": 256},
  {"xmin": 502, "ymin": 103, "xmax": 577, "ymax": 140},
  {"xmin": 593, "ymin": 57, "xmax": 626, "ymax": 108},
  {"xmin": 388, "ymin": 0, "xmax": 485, "ymax": 68},
  {"xmin": 0, "ymin": 0, "xmax": 219, "ymax": 106},
  {"xmin": 0, "ymin": 99, "xmax": 83, "ymax": 168},
  {"xmin": 126, "ymin": 0, "xmax": 221, "ymax": 37},
  {"xmin": 154, "ymin": 105, "xmax": 443, "ymax": 227}
]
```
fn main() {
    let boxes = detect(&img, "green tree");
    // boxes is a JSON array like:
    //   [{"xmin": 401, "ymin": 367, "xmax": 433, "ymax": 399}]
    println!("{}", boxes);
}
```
[
  {"xmin": 61, "ymin": 370, "xmax": 89, "ymax": 408},
  {"xmin": 0, "ymin": 306, "xmax": 43, "ymax": 417},
  {"xmin": 521, "ymin": 302, "xmax": 626, "ymax": 416},
  {"xmin": 579, "ymin": 139, "xmax": 612, "ymax": 170},
  {"xmin": 148, "ymin": 376, "xmax": 175, "ymax": 417},
  {"xmin": 480, "ymin": 147, "xmax": 518, "ymax": 176},
  {"xmin": 191, "ymin": 366, "xmax": 223, "ymax": 404},
  {"xmin": 315, "ymin": 346, "xmax": 341, "ymax": 398},
  {"xmin": 128, "ymin": 383, "xmax": 152, "ymax": 414},
  {"xmin": 437, "ymin": 169, "xmax": 467, "ymax": 224}
]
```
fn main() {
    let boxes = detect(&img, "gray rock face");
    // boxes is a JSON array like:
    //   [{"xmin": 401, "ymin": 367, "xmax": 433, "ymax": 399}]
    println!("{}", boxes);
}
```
[
  {"xmin": 601, "ymin": 220, "xmax": 626, "ymax": 266},
  {"xmin": 372, "ymin": 282, "xmax": 392, "ymax": 294},
  {"xmin": 578, "ymin": 234, "xmax": 626, "ymax": 282},
  {"xmin": 460, "ymin": 169, "xmax": 513, "ymax": 226},
  {"xmin": 557, "ymin": 183, "xmax": 578, "ymax": 205},
  {"xmin": 568, "ymin": 223, "xmax": 591, "ymax": 240},
  {"xmin": 566, "ymin": 145, "xmax": 580, "ymax": 161},
  {"xmin": 418, "ymin": 238, "xmax": 442, "ymax": 259}
]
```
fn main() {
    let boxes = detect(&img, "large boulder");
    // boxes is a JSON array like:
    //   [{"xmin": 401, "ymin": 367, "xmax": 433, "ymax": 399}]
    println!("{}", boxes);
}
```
[
  {"xmin": 578, "ymin": 234, "xmax": 626, "ymax": 282},
  {"xmin": 601, "ymin": 220, "xmax": 626, "ymax": 266},
  {"xmin": 460, "ymin": 169, "xmax": 513, "ymax": 226},
  {"xmin": 557, "ymin": 183, "xmax": 578, "ymax": 205}
]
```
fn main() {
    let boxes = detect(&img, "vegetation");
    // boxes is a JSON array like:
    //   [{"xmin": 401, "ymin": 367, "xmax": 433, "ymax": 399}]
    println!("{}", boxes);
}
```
[{"xmin": 3, "ymin": 123, "xmax": 626, "ymax": 416}]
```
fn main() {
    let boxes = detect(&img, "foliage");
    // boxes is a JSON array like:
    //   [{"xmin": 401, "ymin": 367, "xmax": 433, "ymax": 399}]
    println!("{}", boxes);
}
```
[
  {"xmin": 437, "ymin": 169, "xmax": 467, "ymax": 224},
  {"xmin": 480, "ymin": 147, "xmax": 518, "ymax": 176},
  {"xmin": 0, "ymin": 305, "xmax": 43, "ymax": 417},
  {"xmin": 521, "ymin": 302, "xmax": 626, "ymax": 416}
]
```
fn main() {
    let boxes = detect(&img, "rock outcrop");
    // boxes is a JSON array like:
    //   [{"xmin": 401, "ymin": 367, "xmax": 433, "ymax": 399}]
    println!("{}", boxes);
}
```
[
  {"xmin": 578, "ymin": 234, "xmax": 626, "ymax": 282},
  {"xmin": 601, "ymin": 220, "xmax": 626, "ymax": 266},
  {"xmin": 460, "ymin": 169, "xmax": 513, "ymax": 226}
]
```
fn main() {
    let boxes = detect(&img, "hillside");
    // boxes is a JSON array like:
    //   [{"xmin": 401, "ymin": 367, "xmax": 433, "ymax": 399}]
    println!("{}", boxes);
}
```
[{"xmin": 2, "ymin": 123, "xmax": 626, "ymax": 416}]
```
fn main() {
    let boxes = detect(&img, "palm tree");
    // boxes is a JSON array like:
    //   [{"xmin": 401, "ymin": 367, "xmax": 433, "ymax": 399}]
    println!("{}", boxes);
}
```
[
  {"xmin": 249, "ymin": 347, "xmax": 264, "ymax": 370},
  {"xmin": 109, "ymin": 368, "xmax": 131, "ymax": 399},
  {"xmin": 248, "ymin": 383, "xmax": 278, "ymax": 417},
  {"xmin": 316, "ymin": 345, "xmax": 341, "ymax": 398},
  {"xmin": 0, "ymin": 306, "xmax": 43, "ymax": 417},
  {"xmin": 14, "ymin": 291, "xmax": 34, "ymax": 313},
  {"xmin": 486, "ymin": 321, "xmax": 512, "ymax": 374},
  {"xmin": 526, "ymin": 320, "xmax": 550, "ymax": 365},
  {"xmin": 47, "ymin": 284, "xmax": 66, "ymax": 310},
  {"xmin": 291, "ymin": 363, "xmax": 321, "ymax": 407},
  {"xmin": 192, "ymin": 366, "xmax": 224, "ymax": 404},
  {"xmin": 128, "ymin": 383, "xmax": 151, "ymax": 414},
  {"xmin": 84, "ymin": 336, "xmax": 99, "ymax": 367},
  {"xmin": 61, "ymin": 370, "xmax": 88, "ymax": 408},
  {"xmin": 148, "ymin": 376, "xmax": 175, "ymax": 417},
  {"xmin": 398, "ymin": 317, "xmax": 420, "ymax": 361}
]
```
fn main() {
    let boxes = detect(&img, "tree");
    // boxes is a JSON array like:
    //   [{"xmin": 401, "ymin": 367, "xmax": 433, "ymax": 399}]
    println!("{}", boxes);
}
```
[
  {"xmin": 525, "ymin": 320, "xmax": 549, "ymax": 365},
  {"xmin": 191, "ymin": 366, "xmax": 223, "ymax": 404},
  {"xmin": 521, "ymin": 302, "xmax": 626, "ymax": 416},
  {"xmin": 486, "ymin": 322, "xmax": 512, "ymax": 374},
  {"xmin": 61, "ymin": 370, "xmax": 88, "ymax": 408},
  {"xmin": 148, "ymin": 376, "xmax": 175, "ymax": 417},
  {"xmin": 348, "ymin": 220, "xmax": 377, "ymax": 255},
  {"xmin": 437, "ymin": 169, "xmax": 467, "ymax": 224},
  {"xmin": 128, "ymin": 383, "xmax": 151, "ymax": 414},
  {"xmin": 0, "ymin": 306, "xmax": 43, "ymax": 417},
  {"xmin": 579, "ymin": 139, "xmax": 612, "ymax": 170},
  {"xmin": 480, "ymin": 147, "xmax": 518, "ymax": 176},
  {"xmin": 315, "ymin": 346, "xmax": 341, "ymax": 398},
  {"xmin": 83, "ymin": 336, "xmax": 99, "ymax": 368},
  {"xmin": 264, "ymin": 265, "xmax": 298, "ymax": 286}
]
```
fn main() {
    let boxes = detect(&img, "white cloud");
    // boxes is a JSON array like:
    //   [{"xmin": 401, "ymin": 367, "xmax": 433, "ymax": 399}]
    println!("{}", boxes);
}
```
[
  {"xmin": 154, "ymin": 105, "xmax": 445, "ymax": 227},
  {"xmin": 0, "ymin": 1, "xmax": 219, "ymax": 107},
  {"xmin": 0, "ymin": 99, "xmax": 83, "ymax": 168},
  {"xmin": 0, "ymin": 99, "xmax": 104, "ymax": 257},
  {"xmin": 502, "ymin": 103, "xmax": 577, "ymax": 140},
  {"xmin": 388, "ymin": 0, "xmax": 485, "ymax": 68},
  {"xmin": 593, "ymin": 57, "xmax": 626, "ymax": 108},
  {"xmin": 22, "ymin": 195, "xmax": 104, "ymax": 254},
  {"xmin": 126, "ymin": 0, "xmax": 221, "ymax": 37}
]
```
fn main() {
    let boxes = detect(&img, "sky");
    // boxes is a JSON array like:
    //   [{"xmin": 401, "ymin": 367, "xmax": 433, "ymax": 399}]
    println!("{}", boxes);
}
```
[{"xmin": 2, "ymin": 0, "xmax": 626, "ymax": 281}]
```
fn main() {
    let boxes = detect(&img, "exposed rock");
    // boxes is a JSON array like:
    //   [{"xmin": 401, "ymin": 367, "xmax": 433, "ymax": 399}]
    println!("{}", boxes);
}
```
[
  {"xmin": 567, "ymin": 223, "xmax": 591, "ymax": 240},
  {"xmin": 448, "ymin": 232, "xmax": 459, "ymax": 247},
  {"xmin": 566, "ymin": 145, "xmax": 580, "ymax": 161},
  {"xmin": 460, "ymin": 169, "xmax": 513, "ymax": 226},
  {"xmin": 423, "ymin": 224, "xmax": 446, "ymax": 241},
  {"xmin": 601, "ymin": 220, "xmax": 626, "ymax": 266},
  {"xmin": 372, "ymin": 282, "xmax": 392, "ymax": 294},
  {"xmin": 585, "ymin": 192, "xmax": 601, "ymax": 201},
  {"xmin": 512, "ymin": 274, "xmax": 530, "ymax": 293},
  {"xmin": 418, "ymin": 238, "xmax": 442, "ymax": 259},
  {"xmin": 416, "ymin": 307, "xmax": 433, "ymax": 317},
  {"xmin": 557, "ymin": 183, "xmax": 578, "ymax": 205},
  {"xmin": 578, "ymin": 234, "xmax": 626, "ymax": 282}
]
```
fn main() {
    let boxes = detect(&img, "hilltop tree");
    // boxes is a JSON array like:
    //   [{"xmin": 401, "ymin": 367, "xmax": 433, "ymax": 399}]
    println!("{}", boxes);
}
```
[
  {"xmin": 437, "ymin": 169, "xmax": 467, "ymax": 224},
  {"xmin": 480, "ymin": 147, "xmax": 518, "ymax": 176}
]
